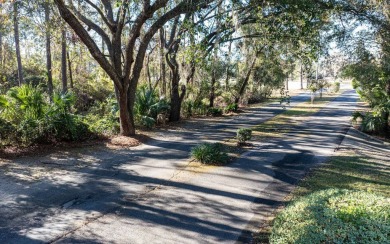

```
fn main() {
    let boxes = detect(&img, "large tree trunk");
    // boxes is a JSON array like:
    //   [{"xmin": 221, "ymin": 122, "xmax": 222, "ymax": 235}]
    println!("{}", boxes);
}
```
[
  {"xmin": 186, "ymin": 19, "xmax": 196, "ymax": 86},
  {"xmin": 285, "ymin": 75, "xmax": 289, "ymax": 90},
  {"xmin": 61, "ymin": 28, "xmax": 68, "ymax": 93},
  {"xmin": 186, "ymin": 64, "xmax": 195, "ymax": 85},
  {"xmin": 165, "ymin": 19, "xmax": 186, "ymax": 122},
  {"xmin": 169, "ymin": 71, "xmax": 184, "ymax": 121},
  {"xmin": 209, "ymin": 75, "xmax": 216, "ymax": 107},
  {"xmin": 44, "ymin": 1, "xmax": 53, "ymax": 98},
  {"xmin": 67, "ymin": 51, "xmax": 74, "ymax": 88},
  {"xmin": 167, "ymin": 49, "xmax": 186, "ymax": 122},
  {"xmin": 13, "ymin": 1, "xmax": 23, "ymax": 86},
  {"xmin": 0, "ymin": 3, "xmax": 2, "ymax": 68},
  {"xmin": 385, "ymin": 79, "xmax": 390, "ymax": 133},
  {"xmin": 159, "ymin": 28, "xmax": 167, "ymax": 97},
  {"xmin": 225, "ymin": 40, "xmax": 232, "ymax": 90},
  {"xmin": 167, "ymin": 52, "xmax": 185, "ymax": 121},
  {"xmin": 0, "ymin": 29, "xmax": 3, "ymax": 69},
  {"xmin": 300, "ymin": 60, "xmax": 303, "ymax": 89},
  {"xmin": 235, "ymin": 56, "xmax": 257, "ymax": 104},
  {"xmin": 117, "ymin": 89, "xmax": 135, "ymax": 135}
]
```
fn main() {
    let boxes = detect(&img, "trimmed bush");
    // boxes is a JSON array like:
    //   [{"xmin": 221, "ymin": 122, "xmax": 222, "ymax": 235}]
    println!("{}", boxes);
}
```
[
  {"xmin": 237, "ymin": 128, "xmax": 252, "ymax": 144},
  {"xmin": 225, "ymin": 103, "xmax": 238, "ymax": 113},
  {"xmin": 270, "ymin": 189, "xmax": 390, "ymax": 244},
  {"xmin": 191, "ymin": 143, "xmax": 228, "ymax": 164},
  {"xmin": 207, "ymin": 107, "xmax": 223, "ymax": 116},
  {"xmin": 333, "ymin": 81, "xmax": 341, "ymax": 93}
]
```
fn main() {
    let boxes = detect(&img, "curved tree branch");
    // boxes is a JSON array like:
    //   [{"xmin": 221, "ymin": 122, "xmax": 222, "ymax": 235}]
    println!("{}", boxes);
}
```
[
  {"xmin": 54, "ymin": 0, "xmax": 122, "ymax": 90},
  {"xmin": 68, "ymin": 2, "xmax": 112, "ymax": 54},
  {"xmin": 84, "ymin": 0, "xmax": 114, "ymax": 31}
]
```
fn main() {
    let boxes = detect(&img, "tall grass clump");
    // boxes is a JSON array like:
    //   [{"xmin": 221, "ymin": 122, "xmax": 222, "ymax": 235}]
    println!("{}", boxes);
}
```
[{"xmin": 191, "ymin": 143, "xmax": 228, "ymax": 164}]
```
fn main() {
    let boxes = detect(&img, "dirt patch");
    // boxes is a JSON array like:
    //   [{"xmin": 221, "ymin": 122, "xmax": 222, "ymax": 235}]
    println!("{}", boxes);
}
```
[
  {"xmin": 0, "ymin": 134, "xmax": 150, "ymax": 159},
  {"xmin": 106, "ymin": 134, "xmax": 149, "ymax": 148},
  {"xmin": 0, "ymin": 139, "xmax": 107, "ymax": 159}
]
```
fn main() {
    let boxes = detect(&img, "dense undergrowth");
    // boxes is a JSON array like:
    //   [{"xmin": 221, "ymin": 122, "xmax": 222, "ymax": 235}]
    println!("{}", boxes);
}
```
[
  {"xmin": 0, "ymin": 85, "xmax": 90, "ymax": 146},
  {"xmin": 0, "ymin": 84, "xmax": 250, "ymax": 148}
]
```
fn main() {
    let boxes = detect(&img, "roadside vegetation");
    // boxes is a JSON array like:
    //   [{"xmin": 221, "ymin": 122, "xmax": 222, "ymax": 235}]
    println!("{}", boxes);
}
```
[
  {"xmin": 191, "ymin": 143, "xmax": 229, "ymax": 165},
  {"xmin": 265, "ymin": 149, "xmax": 390, "ymax": 243},
  {"xmin": 3, "ymin": 0, "xmax": 382, "ymax": 150}
]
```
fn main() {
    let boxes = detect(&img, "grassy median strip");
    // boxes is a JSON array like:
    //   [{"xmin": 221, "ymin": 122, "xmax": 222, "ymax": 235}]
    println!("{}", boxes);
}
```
[{"xmin": 253, "ymin": 94, "xmax": 338, "ymax": 138}]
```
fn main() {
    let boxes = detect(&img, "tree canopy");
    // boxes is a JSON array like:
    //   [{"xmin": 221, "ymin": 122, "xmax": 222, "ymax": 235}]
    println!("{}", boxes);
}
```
[{"xmin": 0, "ymin": 0, "xmax": 389, "ymax": 143}]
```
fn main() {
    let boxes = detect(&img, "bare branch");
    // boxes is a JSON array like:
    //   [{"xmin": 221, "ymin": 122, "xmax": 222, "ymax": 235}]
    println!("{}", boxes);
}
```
[
  {"xmin": 129, "ymin": 0, "xmax": 211, "ymax": 90},
  {"xmin": 68, "ymin": 2, "xmax": 112, "ymax": 54},
  {"xmin": 123, "ymin": 0, "xmax": 170, "ymax": 79},
  {"xmin": 101, "ymin": 0, "xmax": 114, "ymax": 23},
  {"xmin": 84, "ymin": 0, "xmax": 114, "ymax": 31}
]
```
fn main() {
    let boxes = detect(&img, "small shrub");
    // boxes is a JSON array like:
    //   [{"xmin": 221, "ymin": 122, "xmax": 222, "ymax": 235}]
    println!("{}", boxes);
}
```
[
  {"xmin": 182, "ymin": 100, "xmax": 194, "ymax": 117},
  {"xmin": 333, "ymin": 81, "xmax": 341, "ymax": 93},
  {"xmin": 193, "ymin": 101, "xmax": 209, "ymax": 115},
  {"xmin": 85, "ymin": 97, "xmax": 120, "ymax": 136},
  {"xmin": 140, "ymin": 115, "xmax": 156, "ymax": 129},
  {"xmin": 351, "ymin": 111, "xmax": 386, "ymax": 133},
  {"xmin": 135, "ymin": 86, "xmax": 170, "ymax": 127},
  {"xmin": 0, "ymin": 118, "xmax": 16, "ymax": 146},
  {"xmin": 362, "ymin": 114, "xmax": 386, "ymax": 133},
  {"xmin": 191, "ymin": 143, "xmax": 228, "ymax": 164},
  {"xmin": 247, "ymin": 86, "xmax": 273, "ymax": 104},
  {"xmin": 225, "ymin": 103, "xmax": 238, "ymax": 113},
  {"xmin": 149, "ymin": 99, "xmax": 170, "ymax": 119},
  {"xmin": 48, "ymin": 114, "xmax": 90, "ymax": 141},
  {"xmin": 17, "ymin": 118, "xmax": 43, "ymax": 145},
  {"xmin": 207, "ymin": 107, "xmax": 223, "ymax": 116},
  {"xmin": 237, "ymin": 128, "xmax": 252, "ymax": 144},
  {"xmin": 308, "ymin": 82, "xmax": 318, "ymax": 93},
  {"xmin": 46, "ymin": 92, "xmax": 91, "ymax": 141},
  {"xmin": 88, "ymin": 116, "xmax": 120, "ymax": 136}
]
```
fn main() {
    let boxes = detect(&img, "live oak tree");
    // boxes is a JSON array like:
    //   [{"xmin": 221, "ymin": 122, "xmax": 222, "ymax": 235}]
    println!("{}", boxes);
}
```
[
  {"xmin": 53, "ymin": 0, "xmax": 213, "ymax": 136},
  {"xmin": 3, "ymin": 0, "xmax": 388, "ymax": 140}
]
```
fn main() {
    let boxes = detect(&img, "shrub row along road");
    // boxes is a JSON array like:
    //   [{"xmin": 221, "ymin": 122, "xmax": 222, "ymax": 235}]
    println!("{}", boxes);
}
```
[{"xmin": 0, "ymin": 90, "xmax": 358, "ymax": 243}]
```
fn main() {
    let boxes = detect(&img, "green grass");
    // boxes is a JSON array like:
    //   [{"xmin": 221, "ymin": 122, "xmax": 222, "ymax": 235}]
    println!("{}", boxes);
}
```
[
  {"xmin": 293, "ymin": 154, "xmax": 390, "ymax": 198},
  {"xmin": 270, "ymin": 189, "xmax": 389, "ymax": 243},
  {"xmin": 257, "ymin": 152, "xmax": 390, "ymax": 243}
]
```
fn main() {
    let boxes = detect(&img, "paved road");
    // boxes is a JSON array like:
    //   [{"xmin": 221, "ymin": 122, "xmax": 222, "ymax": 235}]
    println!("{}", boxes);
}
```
[{"xmin": 0, "ymin": 91, "xmax": 358, "ymax": 243}]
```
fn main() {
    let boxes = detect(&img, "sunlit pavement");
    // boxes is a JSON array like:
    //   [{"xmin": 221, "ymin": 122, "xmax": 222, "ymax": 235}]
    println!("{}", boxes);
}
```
[{"xmin": 0, "ymin": 90, "xmax": 361, "ymax": 243}]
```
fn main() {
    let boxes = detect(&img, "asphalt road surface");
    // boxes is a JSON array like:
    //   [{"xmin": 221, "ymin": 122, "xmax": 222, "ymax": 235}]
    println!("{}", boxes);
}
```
[{"xmin": 0, "ymin": 90, "xmax": 358, "ymax": 243}]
